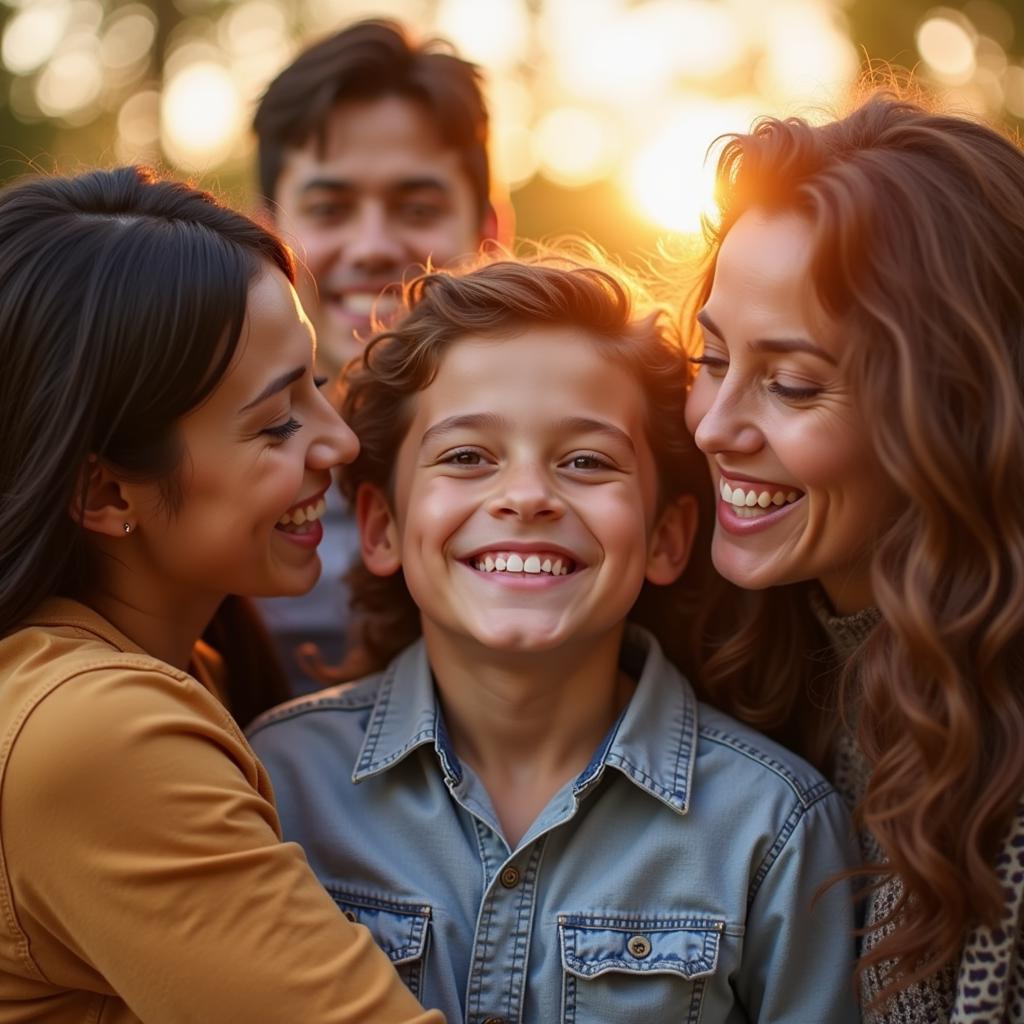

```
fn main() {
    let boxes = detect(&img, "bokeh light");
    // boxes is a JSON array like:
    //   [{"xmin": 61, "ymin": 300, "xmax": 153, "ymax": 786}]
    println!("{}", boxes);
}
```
[
  {"xmin": 534, "ymin": 107, "xmax": 614, "ymax": 188},
  {"xmin": 1, "ymin": 0, "xmax": 1022, "ymax": 251},
  {"xmin": 436, "ymin": 0, "xmax": 529, "ymax": 72},
  {"xmin": 917, "ymin": 10, "xmax": 978, "ymax": 83},
  {"xmin": 161, "ymin": 61, "xmax": 243, "ymax": 169},
  {"xmin": 2, "ymin": 2, "xmax": 71, "ymax": 75},
  {"xmin": 627, "ymin": 98, "xmax": 759, "ymax": 233}
]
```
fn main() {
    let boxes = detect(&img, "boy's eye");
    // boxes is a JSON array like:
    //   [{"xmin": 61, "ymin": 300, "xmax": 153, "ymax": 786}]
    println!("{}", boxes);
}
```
[
  {"xmin": 263, "ymin": 417, "xmax": 302, "ymax": 442},
  {"xmin": 314, "ymin": 375, "xmax": 329, "ymax": 389},
  {"xmin": 442, "ymin": 448, "xmax": 484, "ymax": 466},
  {"xmin": 566, "ymin": 453, "xmax": 611, "ymax": 471}
]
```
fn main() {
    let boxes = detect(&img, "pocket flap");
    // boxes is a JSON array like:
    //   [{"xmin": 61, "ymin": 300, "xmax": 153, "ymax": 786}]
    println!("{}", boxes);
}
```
[
  {"xmin": 329, "ymin": 891, "xmax": 431, "ymax": 965},
  {"xmin": 559, "ymin": 915, "xmax": 723, "ymax": 980}
]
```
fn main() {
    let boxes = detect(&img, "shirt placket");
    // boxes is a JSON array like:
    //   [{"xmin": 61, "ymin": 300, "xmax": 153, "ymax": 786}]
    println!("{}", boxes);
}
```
[
  {"xmin": 461, "ymin": 825, "xmax": 544, "ymax": 1024},
  {"xmin": 441, "ymin": 766, "xmax": 602, "ymax": 1024}
]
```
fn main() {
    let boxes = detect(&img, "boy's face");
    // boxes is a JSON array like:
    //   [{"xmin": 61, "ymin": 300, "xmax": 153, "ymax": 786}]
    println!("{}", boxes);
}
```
[
  {"xmin": 358, "ymin": 328, "xmax": 695, "ymax": 658},
  {"xmin": 272, "ymin": 96, "xmax": 489, "ymax": 382}
]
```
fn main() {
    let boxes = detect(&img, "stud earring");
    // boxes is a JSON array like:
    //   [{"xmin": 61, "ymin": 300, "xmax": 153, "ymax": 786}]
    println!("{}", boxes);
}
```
[{"xmin": 123, "ymin": 522, "xmax": 133, "ymax": 534}]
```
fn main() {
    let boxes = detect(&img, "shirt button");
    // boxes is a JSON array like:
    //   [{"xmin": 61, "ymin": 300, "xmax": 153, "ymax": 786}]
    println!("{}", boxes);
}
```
[
  {"xmin": 499, "ymin": 866, "xmax": 520, "ymax": 888},
  {"xmin": 627, "ymin": 934, "xmax": 652, "ymax": 959}
]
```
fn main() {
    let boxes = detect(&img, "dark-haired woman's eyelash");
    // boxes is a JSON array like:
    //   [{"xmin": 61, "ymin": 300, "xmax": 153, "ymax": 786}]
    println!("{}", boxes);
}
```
[
  {"xmin": 314, "ymin": 375, "xmax": 328, "ymax": 389},
  {"xmin": 263, "ymin": 417, "xmax": 302, "ymax": 441},
  {"xmin": 767, "ymin": 381, "xmax": 821, "ymax": 401}
]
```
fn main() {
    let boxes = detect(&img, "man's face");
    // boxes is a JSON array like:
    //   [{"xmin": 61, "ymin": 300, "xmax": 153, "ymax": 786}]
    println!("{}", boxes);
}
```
[{"xmin": 272, "ymin": 95, "xmax": 487, "ymax": 380}]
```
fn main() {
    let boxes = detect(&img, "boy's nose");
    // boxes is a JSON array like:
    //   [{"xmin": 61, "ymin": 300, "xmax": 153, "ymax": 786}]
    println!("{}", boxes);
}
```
[{"xmin": 488, "ymin": 464, "xmax": 565, "ymax": 521}]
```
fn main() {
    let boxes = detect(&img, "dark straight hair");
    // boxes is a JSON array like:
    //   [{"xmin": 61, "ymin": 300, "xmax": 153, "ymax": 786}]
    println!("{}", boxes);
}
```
[
  {"xmin": 0, "ymin": 165, "xmax": 294, "ymax": 724},
  {"xmin": 253, "ymin": 18, "xmax": 491, "ymax": 222}
]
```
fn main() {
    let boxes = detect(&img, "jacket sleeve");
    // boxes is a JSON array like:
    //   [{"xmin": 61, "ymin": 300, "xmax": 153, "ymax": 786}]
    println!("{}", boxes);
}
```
[
  {"xmin": 1, "ymin": 665, "xmax": 444, "ymax": 1024},
  {"xmin": 734, "ymin": 790, "xmax": 862, "ymax": 1023}
]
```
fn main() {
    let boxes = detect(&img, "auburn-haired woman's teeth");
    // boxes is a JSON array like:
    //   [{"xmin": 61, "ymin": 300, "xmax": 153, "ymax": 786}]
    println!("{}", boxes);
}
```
[
  {"xmin": 473, "ymin": 552, "xmax": 571, "ymax": 575},
  {"xmin": 720, "ymin": 479, "xmax": 801, "ymax": 513}
]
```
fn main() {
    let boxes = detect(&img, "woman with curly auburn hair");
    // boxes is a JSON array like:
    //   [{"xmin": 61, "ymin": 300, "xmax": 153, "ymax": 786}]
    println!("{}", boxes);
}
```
[{"xmin": 683, "ymin": 93, "xmax": 1024, "ymax": 1021}]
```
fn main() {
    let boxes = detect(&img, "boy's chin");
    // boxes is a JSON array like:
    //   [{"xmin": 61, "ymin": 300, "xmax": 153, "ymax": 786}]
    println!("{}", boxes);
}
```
[{"xmin": 464, "ymin": 616, "xmax": 574, "ymax": 655}]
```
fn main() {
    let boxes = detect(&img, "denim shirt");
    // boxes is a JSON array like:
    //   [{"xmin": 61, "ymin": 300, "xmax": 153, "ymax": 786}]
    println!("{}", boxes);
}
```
[{"xmin": 249, "ymin": 627, "xmax": 861, "ymax": 1024}]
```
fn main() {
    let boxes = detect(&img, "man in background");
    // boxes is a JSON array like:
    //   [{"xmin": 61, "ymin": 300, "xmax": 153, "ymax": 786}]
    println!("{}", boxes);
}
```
[{"xmin": 253, "ymin": 19, "xmax": 501, "ymax": 690}]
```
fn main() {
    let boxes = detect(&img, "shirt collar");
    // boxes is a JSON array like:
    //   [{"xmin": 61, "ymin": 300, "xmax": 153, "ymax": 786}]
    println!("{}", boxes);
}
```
[
  {"xmin": 21, "ymin": 596, "xmax": 150, "ymax": 655},
  {"xmin": 352, "ymin": 626, "xmax": 700, "ymax": 814}
]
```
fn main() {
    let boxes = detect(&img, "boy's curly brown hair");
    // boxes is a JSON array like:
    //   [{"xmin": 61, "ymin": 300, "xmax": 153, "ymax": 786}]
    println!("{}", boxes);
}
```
[{"xmin": 337, "ymin": 256, "xmax": 713, "ymax": 678}]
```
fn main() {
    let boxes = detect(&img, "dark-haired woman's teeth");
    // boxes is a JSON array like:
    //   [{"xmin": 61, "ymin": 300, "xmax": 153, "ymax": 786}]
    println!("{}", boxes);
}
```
[
  {"xmin": 277, "ymin": 497, "xmax": 328, "ymax": 533},
  {"xmin": 473, "ymin": 552, "xmax": 571, "ymax": 575},
  {"xmin": 720, "ymin": 479, "xmax": 801, "ymax": 517}
]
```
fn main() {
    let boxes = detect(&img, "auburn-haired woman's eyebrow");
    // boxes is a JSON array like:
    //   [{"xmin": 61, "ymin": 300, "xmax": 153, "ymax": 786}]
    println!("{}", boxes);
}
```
[{"xmin": 697, "ymin": 308, "xmax": 835, "ymax": 365}]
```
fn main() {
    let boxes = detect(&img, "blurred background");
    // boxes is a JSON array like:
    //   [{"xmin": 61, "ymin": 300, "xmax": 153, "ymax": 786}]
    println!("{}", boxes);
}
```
[{"xmin": 1, "ymin": 0, "xmax": 1022, "ymax": 262}]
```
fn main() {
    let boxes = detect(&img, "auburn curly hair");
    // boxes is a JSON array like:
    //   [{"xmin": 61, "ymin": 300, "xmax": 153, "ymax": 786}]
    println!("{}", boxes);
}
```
[
  {"xmin": 685, "ymin": 93, "xmax": 1024, "ymax": 999},
  {"xmin": 337, "ymin": 255, "xmax": 713, "ymax": 679}
]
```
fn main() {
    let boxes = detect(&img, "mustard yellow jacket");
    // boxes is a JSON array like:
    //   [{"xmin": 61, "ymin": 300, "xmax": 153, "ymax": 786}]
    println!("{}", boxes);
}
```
[{"xmin": 0, "ymin": 598, "xmax": 442, "ymax": 1024}]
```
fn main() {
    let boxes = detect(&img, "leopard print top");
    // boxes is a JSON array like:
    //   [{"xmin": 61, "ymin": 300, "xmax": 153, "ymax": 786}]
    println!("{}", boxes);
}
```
[{"xmin": 814, "ymin": 598, "xmax": 1024, "ymax": 1023}]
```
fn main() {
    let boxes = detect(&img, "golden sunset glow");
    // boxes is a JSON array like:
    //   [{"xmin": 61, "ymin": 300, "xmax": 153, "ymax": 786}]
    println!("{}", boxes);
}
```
[{"xmin": 1, "ymin": 0, "xmax": 1021, "ymax": 242}]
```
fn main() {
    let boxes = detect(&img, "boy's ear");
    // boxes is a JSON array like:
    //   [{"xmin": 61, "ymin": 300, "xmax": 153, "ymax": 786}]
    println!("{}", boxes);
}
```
[
  {"xmin": 645, "ymin": 494, "xmax": 698, "ymax": 586},
  {"xmin": 70, "ymin": 457, "xmax": 136, "ymax": 539},
  {"xmin": 354, "ymin": 482, "xmax": 402, "ymax": 577}
]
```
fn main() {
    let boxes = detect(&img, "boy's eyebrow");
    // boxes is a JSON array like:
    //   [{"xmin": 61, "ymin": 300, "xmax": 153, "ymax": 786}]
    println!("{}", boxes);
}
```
[
  {"xmin": 419, "ymin": 413, "xmax": 635, "ymax": 453},
  {"xmin": 697, "ymin": 309, "xmax": 837, "ymax": 365},
  {"xmin": 420, "ymin": 412, "xmax": 509, "ymax": 448},
  {"xmin": 559, "ymin": 416, "xmax": 635, "ymax": 453},
  {"xmin": 239, "ymin": 367, "xmax": 305, "ymax": 413}
]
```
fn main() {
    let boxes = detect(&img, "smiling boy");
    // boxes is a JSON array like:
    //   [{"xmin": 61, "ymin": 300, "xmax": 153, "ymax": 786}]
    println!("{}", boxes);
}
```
[{"xmin": 249, "ymin": 260, "xmax": 861, "ymax": 1023}]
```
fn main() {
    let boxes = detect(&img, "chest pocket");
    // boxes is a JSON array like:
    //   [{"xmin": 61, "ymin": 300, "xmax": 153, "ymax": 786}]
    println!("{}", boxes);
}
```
[
  {"xmin": 558, "ymin": 914, "xmax": 723, "ymax": 1023},
  {"xmin": 329, "ymin": 889, "xmax": 432, "ymax": 1001}
]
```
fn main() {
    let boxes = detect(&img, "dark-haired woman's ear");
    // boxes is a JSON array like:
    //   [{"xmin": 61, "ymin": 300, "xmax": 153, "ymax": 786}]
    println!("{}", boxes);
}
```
[
  {"xmin": 355, "ymin": 482, "xmax": 402, "ymax": 577},
  {"xmin": 645, "ymin": 494, "xmax": 698, "ymax": 586},
  {"xmin": 71, "ymin": 457, "xmax": 136, "ymax": 539}
]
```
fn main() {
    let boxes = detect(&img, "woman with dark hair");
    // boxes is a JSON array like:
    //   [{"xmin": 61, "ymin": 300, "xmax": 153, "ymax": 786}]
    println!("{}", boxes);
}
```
[
  {"xmin": 684, "ymin": 94, "xmax": 1024, "ymax": 1021},
  {"xmin": 0, "ymin": 166, "xmax": 440, "ymax": 1023}
]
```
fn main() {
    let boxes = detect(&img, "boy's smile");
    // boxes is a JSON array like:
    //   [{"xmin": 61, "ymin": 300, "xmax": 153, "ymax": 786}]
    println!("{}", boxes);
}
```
[{"xmin": 358, "ymin": 327, "xmax": 688, "ymax": 658}]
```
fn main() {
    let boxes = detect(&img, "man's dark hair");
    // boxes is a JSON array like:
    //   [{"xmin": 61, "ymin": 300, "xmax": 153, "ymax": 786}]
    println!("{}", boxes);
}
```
[{"xmin": 253, "ymin": 19, "xmax": 491, "ymax": 222}]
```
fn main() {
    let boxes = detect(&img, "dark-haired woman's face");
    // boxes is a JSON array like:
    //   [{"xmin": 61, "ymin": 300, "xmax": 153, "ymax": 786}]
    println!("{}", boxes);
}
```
[
  {"xmin": 131, "ymin": 267, "xmax": 358, "ymax": 602},
  {"xmin": 684, "ymin": 209, "xmax": 901, "ymax": 613}
]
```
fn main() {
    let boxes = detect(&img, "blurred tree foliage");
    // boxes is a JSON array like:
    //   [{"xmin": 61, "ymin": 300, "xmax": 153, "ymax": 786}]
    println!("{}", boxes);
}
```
[{"xmin": 0, "ymin": 0, "xmax": 1021, "ymax": 253}]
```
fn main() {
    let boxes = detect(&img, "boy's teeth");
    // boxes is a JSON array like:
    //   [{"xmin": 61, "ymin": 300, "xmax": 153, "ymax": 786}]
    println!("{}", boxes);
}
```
[
  {"xmin": 277, "ymin": 496, "xmax": 327, "ymax": 528},
  {"xmin": 719, "ymin": 479, "xmax": 802, "ymax": 514},
  {"xmin": 472, "ymin": 552, "xmax": 572, "ymax": 576}
]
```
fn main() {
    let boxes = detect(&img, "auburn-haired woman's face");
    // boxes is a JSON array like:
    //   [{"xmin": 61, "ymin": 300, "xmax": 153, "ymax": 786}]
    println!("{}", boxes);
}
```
[
  {"xmin": 684, "ymin": 209, "xmax": 901, "ymax": 613},
  {"xmin": 129, "ymin": 266, "xmax": 358, "ymax": 603}
]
